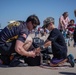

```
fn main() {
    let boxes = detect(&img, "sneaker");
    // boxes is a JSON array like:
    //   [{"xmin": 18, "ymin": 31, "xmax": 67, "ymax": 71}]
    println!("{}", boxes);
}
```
[
  {"xmin": 74, "ymin": 59, "xmax": 76, "ymax": 63},
  {"xmin": 9, "ymin": 57, "xmax": 28, "ymax": 67},
  {"xmin": 67, "ymin": 54, "xmax": 75, "ymax": 67}
]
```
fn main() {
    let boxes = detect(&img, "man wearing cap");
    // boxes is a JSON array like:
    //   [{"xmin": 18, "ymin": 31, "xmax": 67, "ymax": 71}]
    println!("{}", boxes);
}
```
[{"xmin": 35, "ymin": 17, "xmax": 75, "ymax": 67}]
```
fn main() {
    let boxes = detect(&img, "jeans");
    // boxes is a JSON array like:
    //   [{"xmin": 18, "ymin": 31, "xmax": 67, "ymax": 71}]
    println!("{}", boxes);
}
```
[{"xmin": 0, "ymin": 40, "xmax": 16, "ymax": 65}]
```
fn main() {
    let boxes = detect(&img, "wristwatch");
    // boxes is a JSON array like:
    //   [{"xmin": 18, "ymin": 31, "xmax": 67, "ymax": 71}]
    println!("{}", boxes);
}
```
[{"xmin": 40, "ymin": 45, "xmax": 45, "ymax": 50}]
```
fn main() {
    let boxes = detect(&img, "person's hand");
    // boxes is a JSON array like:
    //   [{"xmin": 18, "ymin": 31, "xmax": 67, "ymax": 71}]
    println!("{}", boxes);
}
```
[
  {"xmin": 34, "ymin": 47, "xmax": 41, "ymax": 56},
  {"xmin": 28, "ymin": 51, "xmax": 36, "ymax": 58}
]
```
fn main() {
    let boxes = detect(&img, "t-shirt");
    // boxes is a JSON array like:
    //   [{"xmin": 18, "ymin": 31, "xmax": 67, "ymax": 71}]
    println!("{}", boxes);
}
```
[
  {"xmin": 47, "ymin": 28, "xmax": 67, "ymax": 59},
  {"xmin": 0, "ymin": 21, "xmax": 29, "ymax": 44}
]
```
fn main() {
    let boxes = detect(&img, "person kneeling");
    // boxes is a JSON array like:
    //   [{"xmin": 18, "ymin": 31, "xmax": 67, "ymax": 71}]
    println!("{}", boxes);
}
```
[{"xmin": 35, "ymin": 17, "xmax": 75, "ymax": 67}]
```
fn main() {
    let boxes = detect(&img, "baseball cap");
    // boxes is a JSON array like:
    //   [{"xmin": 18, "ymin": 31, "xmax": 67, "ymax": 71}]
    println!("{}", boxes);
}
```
[{"xmin": 43, "ymin": 17, "xmax": 54, "ymax": 26}]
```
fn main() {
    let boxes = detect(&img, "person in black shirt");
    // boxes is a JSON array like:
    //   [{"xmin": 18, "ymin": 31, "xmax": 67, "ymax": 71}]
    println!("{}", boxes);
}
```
[
  {"xmin": 0, "ymin": 14, "xmax": 40, "ymax": 66},
  {"xmin": 35, "ymin": 17, "xmax": 75, "ymax": 67},
  {"xmin": 73, "ymin": 26, "xmax": 76, "ymax": 47}
]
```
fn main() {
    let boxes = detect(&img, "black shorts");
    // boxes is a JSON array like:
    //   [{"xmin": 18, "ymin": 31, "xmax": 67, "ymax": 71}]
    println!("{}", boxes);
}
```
[{"xmin": 0, "ymin": 40, "xmax": 16, "ymax": 55}]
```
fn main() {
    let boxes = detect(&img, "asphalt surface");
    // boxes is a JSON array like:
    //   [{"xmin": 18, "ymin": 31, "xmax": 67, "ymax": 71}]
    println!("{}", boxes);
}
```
[{"xmin": 0, "ymin": 34, "xmax": 76, "ymax": 75}]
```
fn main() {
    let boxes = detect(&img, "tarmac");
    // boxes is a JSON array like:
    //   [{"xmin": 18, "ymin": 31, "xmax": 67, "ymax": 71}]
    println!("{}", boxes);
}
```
[{"xmin": 0, "ymin": 34, "xmax": 76, "ymax": 75}]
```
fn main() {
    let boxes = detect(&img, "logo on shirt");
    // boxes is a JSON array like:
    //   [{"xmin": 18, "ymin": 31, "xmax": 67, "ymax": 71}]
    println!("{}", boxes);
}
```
[
  {"xmin": 6, "ymin": 35, "xmax": 18, "ymax": 42},
  {"xmin": 7, "ymin": 21, "xmax": 20, "ymax": 29}
]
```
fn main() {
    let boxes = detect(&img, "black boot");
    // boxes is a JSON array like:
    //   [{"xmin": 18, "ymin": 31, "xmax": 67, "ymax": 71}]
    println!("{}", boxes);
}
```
[
  {"xmin": 9, "ymin": 55, "xmax": 28, "ymax": 67},
  {"xmin": 0, "ymin": 55, "xmax": 10, "ymax": 65}
]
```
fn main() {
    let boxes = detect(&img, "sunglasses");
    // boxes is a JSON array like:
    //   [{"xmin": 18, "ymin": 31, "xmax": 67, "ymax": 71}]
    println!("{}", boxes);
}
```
[{"xmin": 32, "ymin": 24, "xmax": 37, "ymax": 29}]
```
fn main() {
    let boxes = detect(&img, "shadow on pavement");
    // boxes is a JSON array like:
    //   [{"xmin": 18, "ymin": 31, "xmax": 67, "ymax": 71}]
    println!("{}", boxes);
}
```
[{"xmin": 59, "ymin": 72, "xmax": 76, "ymax": 75}]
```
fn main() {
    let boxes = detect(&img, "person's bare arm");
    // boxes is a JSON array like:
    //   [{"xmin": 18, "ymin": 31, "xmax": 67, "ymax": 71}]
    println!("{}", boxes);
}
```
[
  {"xmin": 34, "ymin": 40, "xmax": 51, "ymax": 54},
  {"xmin": 15, "ymin": 40, "xmax": 36, "ymax": 57},
  {"xmin": 59, "ymin": 18, "xmax": 64, "ymax": 26},
  {"xmin": 43, "ymin": 40, "xmax": 51, "ymax": 48}
]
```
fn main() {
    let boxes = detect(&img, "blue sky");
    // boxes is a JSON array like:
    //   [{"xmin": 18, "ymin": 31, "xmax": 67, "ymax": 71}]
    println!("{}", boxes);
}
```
[{"xmin": 0, "ymin": 0, "xmax": 76, "ymax": 29}]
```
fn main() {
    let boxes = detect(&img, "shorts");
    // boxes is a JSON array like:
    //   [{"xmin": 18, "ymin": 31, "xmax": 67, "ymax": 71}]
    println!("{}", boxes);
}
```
[{"xmin": 51, "ymin": 57, "xmax": 64, "ymax": 64}]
